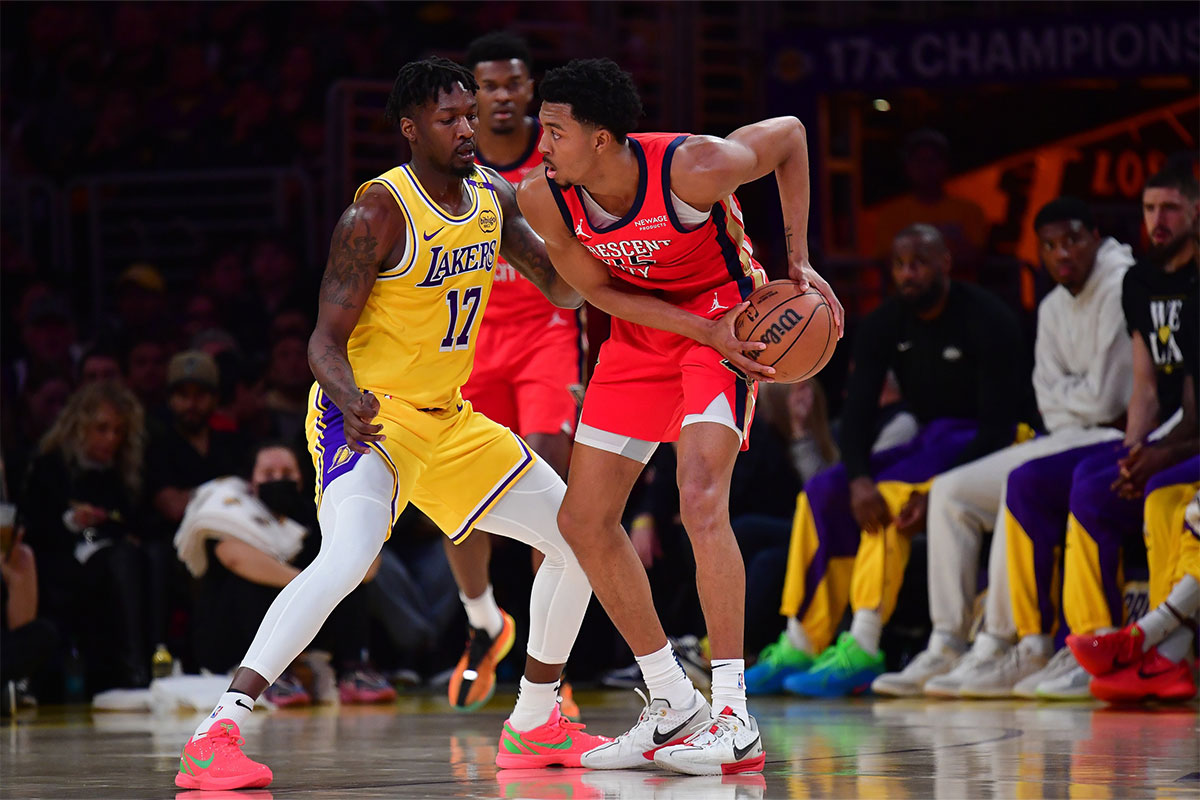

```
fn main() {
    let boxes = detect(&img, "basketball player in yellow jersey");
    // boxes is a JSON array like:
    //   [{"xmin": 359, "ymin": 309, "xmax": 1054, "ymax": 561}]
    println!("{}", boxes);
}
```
[{"xmin": 175, "ymin": 58, "xmax": 610, "ymax": 792}]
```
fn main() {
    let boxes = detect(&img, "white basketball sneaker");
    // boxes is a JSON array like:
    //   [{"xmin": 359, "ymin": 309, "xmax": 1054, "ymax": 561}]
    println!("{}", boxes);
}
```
[
  {"xmin": 653, "ymin": 707, "xmax": 765, "ymax": 776},
  {"xmin": 958, "ymin": 639, "xmax": 1048, "ymax": 699},
  {"xmin": 1027, "ymin": 648, "xmax": 1092, "ymax": 700},
  {"xmin": 923, "ymin": 634, "xmax": 1009, "ymax": 698},
  {"xmin": 579, "ymin": 689, "xmax": 711, "ymax": 770},
  {"xmin": 872, "ymin": 640, "xmax": 963, "ymax": 697}
]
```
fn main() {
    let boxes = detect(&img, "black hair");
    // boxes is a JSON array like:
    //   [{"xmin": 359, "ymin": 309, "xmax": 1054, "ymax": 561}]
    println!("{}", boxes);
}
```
[
  {"xmin": 244, "ymin": 439, "xmax": 302, "ymax": 480},
  {"xmin": 902, "ymin": 128, "xmax": 949, "ymax": 159},
  {"xmin": 1033, "ymin": 196, "xmax": 1096, "ymax": 231},
  {"xmin": 384, "ymin": 57, "xmax": 478, "ymax": 126},
  {"xmin": 465, "ymin": 31, "xmax": 532, "ymax": 71},
  {"xmin": 539, "ymin": 58, "xmax": 643, "ymax": 143},
  {"xmin": 1146, "ymin": 162, "xmax": 1199, "ymax": 202}
]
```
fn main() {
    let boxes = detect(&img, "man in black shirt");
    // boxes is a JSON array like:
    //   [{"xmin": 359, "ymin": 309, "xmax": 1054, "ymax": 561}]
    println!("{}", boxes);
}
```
[
  {"xmin": 1044, "ymin": 168, "xmax": 1200, "ymax": 701},
  {"xmin": 143, "ymin": 351, "xmax": 245, "ymax": 655},
  {"xmin": 747, "ymin": 224, "xmax": 1033, "ymax": 697}
]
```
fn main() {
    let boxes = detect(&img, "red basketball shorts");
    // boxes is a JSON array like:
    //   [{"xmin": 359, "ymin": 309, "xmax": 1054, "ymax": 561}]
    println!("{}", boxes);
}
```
[
  {"xmin": 463, "ymin": 310, "xmax": 584, "ymax": 437},
  {"xmin": 578, "ymin": 283, "xmax": 757, "ymax": 455}
]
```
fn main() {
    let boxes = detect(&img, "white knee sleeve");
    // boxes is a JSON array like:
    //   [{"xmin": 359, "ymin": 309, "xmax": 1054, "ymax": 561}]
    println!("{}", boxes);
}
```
[
  {"xmin": 474, "ymin": 458, "xmax": 591, "ymax": 664},
  {"xmin": 241, "ymin": 453, "xmax": 391, "ymax": 684}
]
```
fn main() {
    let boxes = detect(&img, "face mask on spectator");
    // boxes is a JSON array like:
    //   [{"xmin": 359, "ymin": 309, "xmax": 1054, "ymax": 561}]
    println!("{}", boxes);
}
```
[{"xmin": 257, "ymin": 480, "xmax": 301, "ymax": 517}]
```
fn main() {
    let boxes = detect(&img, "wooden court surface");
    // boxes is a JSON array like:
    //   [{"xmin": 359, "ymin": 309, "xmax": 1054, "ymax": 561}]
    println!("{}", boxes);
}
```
[{"xmin": 3, "ymin": 690, "xmax": 1198, "ymax": 799}]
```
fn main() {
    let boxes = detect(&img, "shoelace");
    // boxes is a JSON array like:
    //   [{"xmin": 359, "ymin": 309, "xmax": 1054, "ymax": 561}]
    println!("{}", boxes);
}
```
[
  {"xmin": 208, "ymin": 727, "xmax": 248, "ymax": 755},
  {"xmin": 610, "ymin": 688, "xmax": 655, "ymax": 743},
  {"xmin": 686, "ymin": 713, "xmax": 739, "ymax": 747}
]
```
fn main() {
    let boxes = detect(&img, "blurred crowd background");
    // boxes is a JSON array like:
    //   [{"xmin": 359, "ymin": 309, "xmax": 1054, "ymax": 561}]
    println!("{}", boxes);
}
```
[{"xmin": 0, "ymin": 1, "xmax": 1195, "ymax": 707}]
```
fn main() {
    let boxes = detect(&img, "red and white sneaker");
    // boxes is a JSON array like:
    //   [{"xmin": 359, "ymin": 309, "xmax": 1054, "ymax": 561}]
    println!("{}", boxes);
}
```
[
  {"xmin": 653, "ymin": 707, "xmax": 765, "ymax": 776},
  {"xmin": 1067, "ymin": 624, "xmax": 1145, "ymax": 677},
  {"xmin": 495, "ymin": 704, "xmax": 613, "ymax": 769},
  {"xmin": 338, "ymin": 668, "xmax": 397, "ymax": 704},
  {"xmin": 579, "ymin": 689, "xmax": 711, "ymax": 769},
  {"xmin": 175, "ymin": 719, "xmax": 273, "ymax": 790},
  {"xmin": 1089, "ymin": 648, "xmax": 1197, "ymax": 703}
]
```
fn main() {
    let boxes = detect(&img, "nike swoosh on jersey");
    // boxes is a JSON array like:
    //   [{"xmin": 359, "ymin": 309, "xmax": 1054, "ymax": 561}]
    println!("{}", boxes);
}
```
[
  {"xmin": 424, "ymin": 227, "xmax": 446, "ymax": 241},
  {"xmin": 732, "ymin": 734, "xmax": 761, "ymax": 761},
  {"xmin": 652, "ymin": 708, "xmax": 704, "ymax": 746}
]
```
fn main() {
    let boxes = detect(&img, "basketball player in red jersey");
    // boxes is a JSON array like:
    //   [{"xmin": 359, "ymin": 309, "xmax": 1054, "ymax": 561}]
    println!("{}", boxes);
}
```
[
  {"xmin": 441, "ymin": 33, "xmax": 586, "ymax": 716},
  {"xmin": 519, "ymin": 58, "xmax": 844, "ymax": 776}
]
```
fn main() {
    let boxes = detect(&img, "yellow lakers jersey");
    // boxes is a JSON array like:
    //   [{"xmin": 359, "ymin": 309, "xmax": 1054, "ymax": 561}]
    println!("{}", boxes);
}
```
[{"xmin": 348, "ymin": 164, "xmax": 503, "ymax": 408}]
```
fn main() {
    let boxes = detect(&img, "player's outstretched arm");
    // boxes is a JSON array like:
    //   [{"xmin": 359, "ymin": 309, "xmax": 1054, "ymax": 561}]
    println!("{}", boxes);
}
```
[
  {"xmin": 517, "ymin": 169, "xmax": 775, "ymax": 382},
  {"xmin": 309, "ymin": 187, "xmax": 402, "ymax": 452},
  {"xmin": 488, "ymin": 171, "xmax": 583, "ymax": 309},
  {"xmin": 672, "ymin": 119, "xmax": 844, "ymax": 338}
]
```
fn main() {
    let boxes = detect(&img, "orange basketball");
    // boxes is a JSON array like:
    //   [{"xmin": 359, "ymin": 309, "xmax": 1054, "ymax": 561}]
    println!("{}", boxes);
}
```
[{"xmin": 733, "ymin": 280, "xmax": 836, "ymax": 383}]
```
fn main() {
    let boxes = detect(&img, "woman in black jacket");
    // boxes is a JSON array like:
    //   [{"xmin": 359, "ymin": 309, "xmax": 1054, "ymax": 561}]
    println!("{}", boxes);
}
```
[{"xmin": 21, "ymin": 380, "xmax": 149, "ymax": 696}]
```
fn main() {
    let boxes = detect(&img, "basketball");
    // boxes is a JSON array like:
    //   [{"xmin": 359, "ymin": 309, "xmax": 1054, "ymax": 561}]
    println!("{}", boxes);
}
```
[{"xmin": 733, "ymin": 280, "xmax": 836, "ymax": 383}]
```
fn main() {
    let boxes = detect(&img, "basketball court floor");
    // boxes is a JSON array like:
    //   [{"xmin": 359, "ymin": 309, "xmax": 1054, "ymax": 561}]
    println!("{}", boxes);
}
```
[{"xmin": 3, "ymin": 690, "xmax": 1198, "ymax": 799}]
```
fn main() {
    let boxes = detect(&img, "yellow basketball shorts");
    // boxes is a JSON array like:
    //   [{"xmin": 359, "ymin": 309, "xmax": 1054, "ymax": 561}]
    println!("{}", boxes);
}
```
[{"xmin": 304, "ymin": 383, "xmax": 536, "ymax": 543}]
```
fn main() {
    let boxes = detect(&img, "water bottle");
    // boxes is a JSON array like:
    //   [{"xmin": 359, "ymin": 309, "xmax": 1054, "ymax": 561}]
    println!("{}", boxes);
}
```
[{"xmin": 151, "ymin": 643, "xmax": 174, "ymax": 680}]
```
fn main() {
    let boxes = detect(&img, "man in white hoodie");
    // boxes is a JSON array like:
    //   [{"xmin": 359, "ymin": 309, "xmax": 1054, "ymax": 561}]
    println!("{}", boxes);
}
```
[{"xmin": 873, "ymin": 196, "xmax": 1134, "ymax": 698}]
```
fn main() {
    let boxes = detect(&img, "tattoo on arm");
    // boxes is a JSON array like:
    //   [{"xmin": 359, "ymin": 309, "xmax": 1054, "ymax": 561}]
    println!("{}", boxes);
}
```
[
  {"xmin": 308, "ymin": 339, "xmax": 358, "ymax": 409},
  {"xmin": 785, "ymin": 225, "xmax": 794, "ymax": 258},
  {"xmin": 503, "ymin": 222, "xmax": 558, "ymax": 292},
  {"xmin": 320, "ymin": 211, "xmax": 380, "ymax": 310}
]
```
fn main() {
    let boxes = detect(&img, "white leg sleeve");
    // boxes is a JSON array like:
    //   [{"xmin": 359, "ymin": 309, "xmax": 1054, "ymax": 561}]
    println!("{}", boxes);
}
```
[
  {"xmin": 474, "ymin": 458, "xmax": 591, "ymax": 664},
  {"xmin": 240, "ymin": 453, "xmax": 391, "ymax": 684}
]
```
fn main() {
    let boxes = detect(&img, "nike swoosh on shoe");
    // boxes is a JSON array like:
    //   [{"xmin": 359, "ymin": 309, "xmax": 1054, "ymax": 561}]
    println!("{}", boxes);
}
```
[
  {"xmin": 652, "ymin": 708, "xmax": 704, "ymax": 746},
  {"xmin": 733, "ymin": 735, "xmax": 761, "ymax": 761}
]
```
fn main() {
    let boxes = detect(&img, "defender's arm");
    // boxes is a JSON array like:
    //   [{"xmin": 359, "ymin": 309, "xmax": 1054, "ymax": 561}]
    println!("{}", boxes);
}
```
[{"xmin": 490, "ymin": 172, "xmax": 583, "ymax": 309}]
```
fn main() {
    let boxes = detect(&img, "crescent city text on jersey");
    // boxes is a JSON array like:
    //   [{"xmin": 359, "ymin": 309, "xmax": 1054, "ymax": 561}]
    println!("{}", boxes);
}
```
[
  {"xmin": 584, "ymin": 239, "xmax": 673, "ymax": 278},
  {"xmin": 415, "ymin": 240, "xmax": 499, "ymax": 288}
]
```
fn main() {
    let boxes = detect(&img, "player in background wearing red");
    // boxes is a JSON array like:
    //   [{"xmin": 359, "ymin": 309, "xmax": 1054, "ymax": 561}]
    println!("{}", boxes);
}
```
[
  {"xmin": 519, "ymin": 58, "xmax": 844, "ymax": 776},
  {"xmin": 443, "ymin": 33, "xmax": 585, "ymax": 717}
]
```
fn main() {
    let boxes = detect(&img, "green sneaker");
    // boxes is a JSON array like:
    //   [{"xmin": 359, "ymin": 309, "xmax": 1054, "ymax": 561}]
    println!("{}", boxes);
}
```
[
  {"xmin": 783, "ymin": 632, "xmax": 885, "ymax": 697},
  {"xmin": 744, "ymin": 631, "xmax": 815, "ymax": 694}
]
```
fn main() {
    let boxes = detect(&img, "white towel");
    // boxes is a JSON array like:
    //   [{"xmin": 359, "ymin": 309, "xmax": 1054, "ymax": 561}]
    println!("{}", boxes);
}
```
[{"xmin": 173, "ymin": 477, "xmax": 307, "ymax": 578}]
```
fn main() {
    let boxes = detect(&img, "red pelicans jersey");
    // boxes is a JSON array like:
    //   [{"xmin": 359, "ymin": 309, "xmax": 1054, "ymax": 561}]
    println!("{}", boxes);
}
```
[{"xmin": 548, "ymin": 133, "xmax": 767, "ymax": 308}]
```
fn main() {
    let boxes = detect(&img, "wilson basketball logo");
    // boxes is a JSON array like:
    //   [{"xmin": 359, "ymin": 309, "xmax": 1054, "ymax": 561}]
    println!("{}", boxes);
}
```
[{"xmin": 758, "ymin": 308, "xmax": 804, "ymax": 346}]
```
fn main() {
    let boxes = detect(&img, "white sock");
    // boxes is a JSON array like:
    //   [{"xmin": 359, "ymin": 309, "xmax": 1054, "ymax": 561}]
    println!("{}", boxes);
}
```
[
  {"xmin": 636, "ymin": 643, "xmax": 695, "ymax": 708},
  {"xmin": 849, "ymin": 610, "xmax": 882, "ymax": 655},
  {"xmin": 509, "ymin": 677, "xmax": 560, "ymax": 731},
  {"xmin": 785, "ymin": 617, "xmax": 815, "ymax": 655},
  {"xmin": 1138, "ymin": 575, "xmax": 1200, "ymax": 651},
  {"xmin": 1156, "ymin": 625, "xmax": 1195, "ymax": 663},
  {"xmin": 461, "ymin": 584, "xmax": 504, "ymax": 639},
  {"xmin": 710, "ymin": 658, "xmax": 747, "ymax": 721},
  {"xmin": 194, "ymin": 691, "xmax": 254, "ymax": 740}
]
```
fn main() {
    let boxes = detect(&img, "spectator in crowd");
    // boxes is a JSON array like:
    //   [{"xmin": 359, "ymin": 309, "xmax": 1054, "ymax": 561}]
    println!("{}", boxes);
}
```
[
  {"xmin": 112, "ymin": 263, "xmax": 169, "ymax": 342},
  {"xmin": 867, "ymin": 130, "xmax": 989, "ymax": 279},
  {"xmin": 748, "ymin": 224, "xmax": 1036, "ymax": 697},
  {"xmin": 78, "ymin": 344, "xmax": 124, "ymax": 385},
  {"xmin": 179, "ymin": 442, "xmax": 394, "ymax": 705},
  {"xmin": 144, "ymin": 351, "xmax": 244, "ymax": 655},
  {"xmin": 248, "ymin": 238, "xmax": 308, "ymax": 322},
  {"xmin": 263, "ymin": 332, "xmax": 312, "ymax": 442},
  {"xmin": 121, "ymin": 335, "xmax": 169, "ymax": 421},
  {"xmin": 873, "ymin": 196, "xmax": 1134, "ymax": 698},
  {"xmin": 955, "ymin": 169, "xmax": 1199, "ymax": 700},
  {"xmin": 2, "ymin": 527, "xmax": 60, "ymax": 714},
  {"xmin": 182, "ymin": 294, "xmax": 223, "ymax": 345},
  {"xmin": 12, "ymin": 291, "xmax": 78, "ymax": 395},
  {"xmin": 20, "ymin": 380, "xmax": 148, "ymax": 695},
  {"xmin": 3, "ymin": 370, "xmax": 75, "ymax": 500}
]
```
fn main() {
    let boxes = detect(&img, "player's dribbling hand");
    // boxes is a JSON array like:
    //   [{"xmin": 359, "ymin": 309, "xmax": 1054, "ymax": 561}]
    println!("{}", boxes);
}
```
[
  {"xmin": 789, "ymin": 259, "xmax": 845, "ymax": 339},
  {"xmin": 343, "ymin": 390, "xmax": 385, "ymax": 454},
  {"xmin": 708, "ymin": 302, "xmax": 775, "ymax": 383}
]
